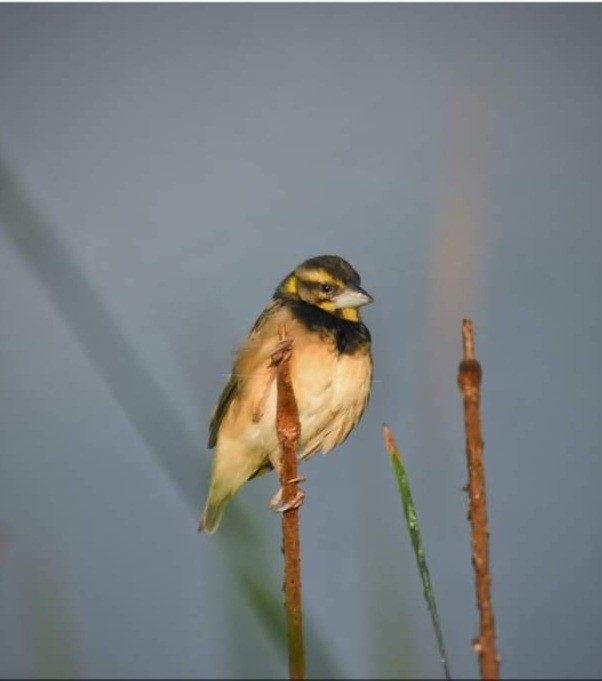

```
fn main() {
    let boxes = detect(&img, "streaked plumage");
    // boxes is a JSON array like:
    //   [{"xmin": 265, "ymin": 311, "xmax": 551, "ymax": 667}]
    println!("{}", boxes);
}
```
[{"xmin": 199, "ymin": 255, "xmax": 373, "ymax": 533}]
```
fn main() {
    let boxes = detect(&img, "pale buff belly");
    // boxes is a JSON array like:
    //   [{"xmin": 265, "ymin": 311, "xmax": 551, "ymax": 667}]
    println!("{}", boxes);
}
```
[{"xmin": 246, "ymin": 342, "xmax": 372, "ymax": 465}]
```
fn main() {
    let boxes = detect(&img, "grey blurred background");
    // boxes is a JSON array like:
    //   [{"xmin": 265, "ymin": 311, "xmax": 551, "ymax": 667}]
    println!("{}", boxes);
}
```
[{"xmin": 0, "ymin": 4, "xmax": 601, "ymax": 679}]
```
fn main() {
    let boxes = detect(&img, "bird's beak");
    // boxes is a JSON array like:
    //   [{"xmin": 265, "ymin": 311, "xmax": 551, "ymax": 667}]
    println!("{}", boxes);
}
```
[{"xmin": 332, "ymin": 283, "xmax": 374, "ymax": 309}]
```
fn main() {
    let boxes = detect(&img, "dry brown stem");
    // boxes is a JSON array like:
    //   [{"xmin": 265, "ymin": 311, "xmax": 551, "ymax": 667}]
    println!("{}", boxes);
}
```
[
  {"xmin": 273, "ymin": 324, "xmax": 305, "ymax": 680},
  {"xmin": 458, "ymin": 318, "xmax": 499, "ymax": 680}
]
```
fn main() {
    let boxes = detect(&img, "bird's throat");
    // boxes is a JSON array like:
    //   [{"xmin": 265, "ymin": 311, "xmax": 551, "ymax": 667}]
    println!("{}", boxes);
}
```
[{"xmin": 338, "ymin": 307, "xmax": 359, "ymax": 322}]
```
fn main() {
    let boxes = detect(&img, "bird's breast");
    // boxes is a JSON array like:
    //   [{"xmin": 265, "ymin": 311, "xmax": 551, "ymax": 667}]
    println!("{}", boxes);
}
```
[
  {"xmin": 232, "ymin": 314, "xmax": 372, "ymax": 464},
  {"xmin": 288, "ymin": 334, "xmax": 372, "ymax": 456}
]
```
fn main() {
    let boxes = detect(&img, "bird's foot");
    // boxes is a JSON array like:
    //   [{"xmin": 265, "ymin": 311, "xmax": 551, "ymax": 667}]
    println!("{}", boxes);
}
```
[
  {"xmin": 269, "ymin": 337, "xmax": 294, "ymax": 368},
  {"xmin": 269, "ymin": 476, "xmax": 307, "ymax": 513}
]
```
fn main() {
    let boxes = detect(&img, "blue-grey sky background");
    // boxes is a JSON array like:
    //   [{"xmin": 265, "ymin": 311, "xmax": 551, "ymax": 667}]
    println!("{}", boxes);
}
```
[{"xmin": 1, "ymin": 4, "xmax": 601, "ymax": 679}]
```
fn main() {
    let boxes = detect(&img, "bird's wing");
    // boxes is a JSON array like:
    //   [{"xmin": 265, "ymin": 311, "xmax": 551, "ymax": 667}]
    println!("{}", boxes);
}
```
[
  {"xmin": 248, "ymin": 298, "xmax": 283, "ymax": 336},
  {"xmin": 208, "ymin": 373, "xmax": 238, "ymax": 448},
  {"xmin": 207, "ymin": 299, "xmax": 285, "ymax": 449}
]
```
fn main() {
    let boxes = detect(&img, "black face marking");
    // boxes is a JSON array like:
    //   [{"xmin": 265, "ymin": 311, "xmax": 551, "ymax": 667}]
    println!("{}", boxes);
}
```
[
  {"xmin": 283, "ymin": 299, "xmax": 371, "ymax": 355},
  {"xmin": 296, "ymin": 278, "xmax": 339, "ymax": 304},
  {"xmin": 300, "ymin": 280, "xmax": 332, "ymax": 292}
]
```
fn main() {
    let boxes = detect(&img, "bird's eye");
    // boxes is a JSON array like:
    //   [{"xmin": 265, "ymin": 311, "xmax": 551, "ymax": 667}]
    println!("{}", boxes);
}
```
[{"xmin": 321, "ymin": 283, "xmax": 333, "ymax": 294}]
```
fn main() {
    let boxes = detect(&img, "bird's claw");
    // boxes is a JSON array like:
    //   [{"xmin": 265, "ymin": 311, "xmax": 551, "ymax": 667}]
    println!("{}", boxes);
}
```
[
  {"xmin": 269, "ymin": 338, "xmax": 294, "ymax": 367},
  {"xmin": 269, "ymin": 478, "xmax": 306, "ymax": 513}
]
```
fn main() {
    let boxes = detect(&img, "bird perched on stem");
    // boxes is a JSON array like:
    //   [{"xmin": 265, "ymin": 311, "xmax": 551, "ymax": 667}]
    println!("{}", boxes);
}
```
[{"xmin": 199, "ymin": 255, "xmax": 373, "ymax": 533}]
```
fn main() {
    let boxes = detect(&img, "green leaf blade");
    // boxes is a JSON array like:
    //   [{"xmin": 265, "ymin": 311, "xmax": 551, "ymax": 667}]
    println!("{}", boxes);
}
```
[{"xmin": 384, "ymin": 426, "xmax": 452, "ymax": 680}]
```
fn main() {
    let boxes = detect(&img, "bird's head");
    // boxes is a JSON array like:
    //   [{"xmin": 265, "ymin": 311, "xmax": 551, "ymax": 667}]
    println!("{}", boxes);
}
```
[{"xmin": 276, "ymin": 255, "xmax": 373, "ymax": 322}]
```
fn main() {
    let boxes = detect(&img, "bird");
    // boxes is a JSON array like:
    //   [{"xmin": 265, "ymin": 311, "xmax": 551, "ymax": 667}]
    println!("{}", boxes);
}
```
[{"xmin": 199, "ymin": 254, "xmax": 373, "ymax": 533}]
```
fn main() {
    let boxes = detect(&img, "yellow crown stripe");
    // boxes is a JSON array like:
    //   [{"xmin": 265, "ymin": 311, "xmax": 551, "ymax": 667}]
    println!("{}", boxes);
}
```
[{"xmin": 297, "ymin": 268, "xmax": 344, "ymax": 287}]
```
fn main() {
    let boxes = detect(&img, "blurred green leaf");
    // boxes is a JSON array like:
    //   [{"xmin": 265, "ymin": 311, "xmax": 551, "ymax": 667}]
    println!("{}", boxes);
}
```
[
  {"xmin": 0, "ymin": 153, "xmax": 343, "ymax": 679},
  {"xmin": 21, "ymin": 554, "xmax": 82, "ymax": 679},
  {"xmin": 384, "ymin": 425, "xmax": 451, "ymax": 680}
]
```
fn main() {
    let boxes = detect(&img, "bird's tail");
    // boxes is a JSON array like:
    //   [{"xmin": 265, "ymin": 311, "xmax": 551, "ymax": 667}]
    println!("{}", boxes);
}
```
[
  {"xmin": 198, "ymin": 491, "xmax": 232, "ymax": 534},
  {"xmin": 199, "ymin": 437, "xmax": 265, "ymax": 534}
]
